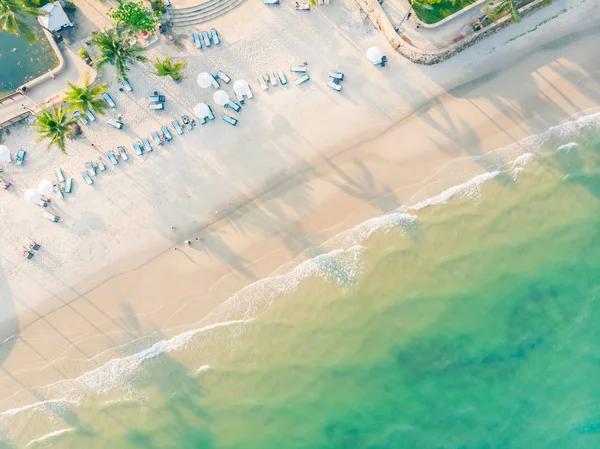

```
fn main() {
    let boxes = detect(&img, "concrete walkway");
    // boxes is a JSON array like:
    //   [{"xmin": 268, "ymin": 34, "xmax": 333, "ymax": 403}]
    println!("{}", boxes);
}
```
[{"xmin": 381, "ymin": 0, "xmax": 490, "ymax": 50}]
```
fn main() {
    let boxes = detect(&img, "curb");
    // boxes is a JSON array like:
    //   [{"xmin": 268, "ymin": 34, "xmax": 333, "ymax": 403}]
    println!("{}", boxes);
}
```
[{"xmin": 356, "ymin": 0, "xmax": 555, "ymax": 64}]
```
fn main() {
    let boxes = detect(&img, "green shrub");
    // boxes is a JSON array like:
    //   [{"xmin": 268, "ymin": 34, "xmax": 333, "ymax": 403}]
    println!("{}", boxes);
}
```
[{"xmin": 77, "ymin": 48, "xmax": 89, "ymax": 60}]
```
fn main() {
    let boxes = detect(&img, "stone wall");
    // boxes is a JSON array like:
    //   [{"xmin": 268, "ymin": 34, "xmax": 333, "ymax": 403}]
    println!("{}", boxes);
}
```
[{"xmin": 355, "ymin": 0, "xmax": 555, "ymax": 65}]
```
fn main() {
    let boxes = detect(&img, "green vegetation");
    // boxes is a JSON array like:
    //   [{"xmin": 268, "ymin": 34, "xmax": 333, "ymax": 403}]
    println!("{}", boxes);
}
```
[
  {"xmin": 77, "ymin": 48, "xmax": 89, "ymax": 60},
  {"xmin": 33, "ymin": 104, "xmax": 77, "ymax": 154},
  {"xmin": 63, "ymin": 73, "xmax": 108, "ymax": 115},
  {"xmin": 410, "ymin": 0, "xmax": 478, "ymax": 25},
  {"xmin": 487, "ymin": 0, "xmax": 519, "ymax": 23},
  {"xmin": 0, "ymin": 0, "xmax": 46, "ymax": 43},
  {"xmin": 109, "ymin": 0, "xmax": 161, "ymax": 33},
  {"xmin": 153, "ymin": 54, "xmax": 186, "ymax": 81},
  {"xmin": 90, "ymin": 27, "xmax": 147, "ymax": 82}
]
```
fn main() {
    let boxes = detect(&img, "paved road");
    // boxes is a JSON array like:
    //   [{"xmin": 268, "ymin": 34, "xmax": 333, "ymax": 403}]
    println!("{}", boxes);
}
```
[{"xmin": 381, "ymin": 0, "xmax": 490, "ymax": 50}]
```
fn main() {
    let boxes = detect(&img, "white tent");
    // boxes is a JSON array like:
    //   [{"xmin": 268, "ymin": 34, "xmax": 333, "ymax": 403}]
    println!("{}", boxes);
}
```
[{"xmin": 38, "ymin": 2, "xmax": 73, "ymax": 33}]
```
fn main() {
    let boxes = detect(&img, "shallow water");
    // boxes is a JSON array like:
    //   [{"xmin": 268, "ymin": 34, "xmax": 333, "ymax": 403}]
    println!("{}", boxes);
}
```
[{"xmin": 4, "ymin": 112, "xmax": 600, "ymax": 448}]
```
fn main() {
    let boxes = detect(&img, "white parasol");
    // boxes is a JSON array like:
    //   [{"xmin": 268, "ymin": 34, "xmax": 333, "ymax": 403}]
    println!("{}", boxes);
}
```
[
  {"xmin": 24, "ymin": 188, "xmax": 41, "ymax": 204},
  {"xmin": 213, "ymin": 90, "xmax": 230, "ymax": 106},
  {"xmin": 193, "ymin": 103, "xmax": 210, "ymax": 119},
  {"xmin": 233, "ymin": 80, "xmax": 250, "ymax": 96},
  {"xmin": 38, "ymin": 180, "xmax": 54, "ymax": 196},
  {"xmin": 197, "ymin": 72, "xmax": 218, "ymax": 89},
  {"xmin": 366, "ymin": 46, "xmax": 383, "ymax": 64},
  {"xmin": 0, "ymin": 145, "xmax": 11, "ymax": 162}
]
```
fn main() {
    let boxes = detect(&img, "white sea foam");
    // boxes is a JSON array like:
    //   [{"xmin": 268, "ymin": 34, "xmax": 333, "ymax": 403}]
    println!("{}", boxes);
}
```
[
  {"xmin": 324, "ymin": 213, "xmax": 417, "ymax": 250},
  {"xmin": 512, "ymin": 152, "xmax": 536, "ymax": 167},
  {"xmin": 403, "ymin": 171, "xmax": 501, "ymax": 211},
  {"xmin": 48, "ymin": 320, "xmax": 248, "ymax": 402},
  {"xmin": 0, "ymin": 399, "xmax": 73, "ymax": 419},
  {"xmin": 557, "ymin": 142, "xmax": 578, "ymax": 152},
  {"xmin": 193, "ymin": 365, "xmax": 211, "ymax": 375},
  {"xmin": 25, "ymin": 428, "xmax": 74, "ymax": 448}
]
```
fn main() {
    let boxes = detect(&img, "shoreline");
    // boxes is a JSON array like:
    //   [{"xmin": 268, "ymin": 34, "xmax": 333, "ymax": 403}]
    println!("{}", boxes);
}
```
[{"xmin": 0, "ymin": 0, "xmax": 599, "ymax": 416}]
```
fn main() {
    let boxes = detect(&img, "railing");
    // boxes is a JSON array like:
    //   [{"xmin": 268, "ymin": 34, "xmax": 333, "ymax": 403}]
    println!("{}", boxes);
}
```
[
  {"xmin": 0, "ymin": 91, "xmax": 23, "ymax": 106},
  {"xmin": 0, "ymin": 111, "xmax": 32, "ymax": 130}
]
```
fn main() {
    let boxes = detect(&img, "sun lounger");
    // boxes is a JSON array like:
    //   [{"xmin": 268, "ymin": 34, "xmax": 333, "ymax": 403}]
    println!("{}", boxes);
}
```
[
  {"xmin": 106, "ymin": 151, "xmax": 118, "ymax": 165},
  {"xmin": 108, "ymin": 120, "xmax": 123, "ymax": 129},
  {"xmin": 277, "ymin": 70, "xmax": 287, "ymax": 85},
  {"xmin": 117, "ymin": 146, "xmax": 129, "ymax": 161},
  {"xmin": 81, "ymin": 171, "xmax": 93, "ymax": 185},
  {"xmin": 291, "ymin": 65, "xmax": 307, "ymax": 73},
  {"xmin": 207, "ymin": 105, "xmax": 215, "ymax": 120},
  {"xmin": 53, "ymin": 183, "xmax": 64, "ymax": 198},
  {"xmin": 193, "ymin": 33, "xmax": 202, "ymax": 48},
  {"xmin": 21, "ymin": 246, "xmax": 34, "ymax": 259},
  {"xmin": 327, "ymin": 81, "xmax": 342, "ymax": 92},
  {"xmin": 235, "ymin": 91, "xmax": 245, "ymax": 104},
  {"xmin": 264, "ymin": 0, "xmax": 280, "ymax": 4},
  {"xmin": 172, "ymin": 120, "xmax": 184, "ymax": 135},
  {"xmin": 216, "ymin": 70, "xmax": 230, "ymax": 84},
  {"xmin": 102, "ymin": 92, "xmax": 116, "ymax": 107},
  {"xmin": 296, "ymin": 2, "xmax": 310, "ymax": 9},
  {"xmin": 16, "ymin": 150, "xmax": 26, "ymax": 166},
  {"xmin": 201, "ymin": 31, "xmax": 211, "ymax": 47},
  {"xmin": 133, "ymin": 141, "xmax": 143, "ymax": 156},
  {"xmin": 268, "ymin": 72, "xmax": 278, "ymax": 86},
  {"xmin": 152, "ymin": 132, "xmax": 163, "ymax": 145},
  {"xmin": 26, "ymin": 238, "xmax": 40, "ymax": 251},
  {"xmin": 142, "ymin": 138, "xmax": 153, "ymax": 152},
  {"xmin": 181, "ymin": 115, "xmax": 193, "ymax": 130},
  {"xmin": 257, "ymin": 75, "xmax": 268, "ymax": 91},
  {"xmin": 222, "ymin": 115, "xmax": 238, "ymax": 126},
  {"xmin": 247, "ymin": 87, "xmax": 253, "ymax": 99},
  {"xmin": 87, "ymin": 109, "xmax": 96, "ymax": 122},
  {"xmin": 122, "ymin": 79, "xmax": 133, "ymax": 92},
  {"xmin": 74, "ymin": 110, "xmax": 88, "ymax": 125},
  {"xmin": 149, "ymin": 94, "xmax": 166, "ymax": 102},
  {"xmin": 97, "ymin": 158, "xmax": 106, "ymax": 171},
  {"xmin": 85, "ymin": 162, "xmax": 96, "ymax": 176},
  {"xmin": 65, "ymin": 177, "xmax": 73, "ymax": 193},
  {"xmin": 161, "ymin": 126, "xmax": 173, "ymax": 141},
  {"xmin": 210, "ymin": 28, "xmax": 220, "ymax": 45},
  {"xmin": 226, "ymin": 100, "xmax": 241, "ymax": 112},
  {"xmin": 55, "ymin": 168, "xmax": 65, "ymax": 183},
  {"xmin": 329, "ymin": 71, "xmax": 344, "ymax": 81},
  {"xmin": 43, "ymin": 212, "xmax": 60, "ymax": 222},
  {"xmin": 295, "ymin": 73, "xmax": 310, "ymax": 85},
  {"xmin": 149, "ymin": 102, "xmax": 164, "ymax": 110}
]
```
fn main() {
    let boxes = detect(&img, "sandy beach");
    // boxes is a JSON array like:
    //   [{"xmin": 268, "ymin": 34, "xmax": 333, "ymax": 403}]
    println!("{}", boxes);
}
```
[{"xmin": 0, "ymin": 0, "xmax": 598, "ymax": 421}]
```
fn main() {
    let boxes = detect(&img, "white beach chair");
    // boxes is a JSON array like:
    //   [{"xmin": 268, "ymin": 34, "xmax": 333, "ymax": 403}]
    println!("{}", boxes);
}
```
[{"xmin": 257, "ymin": 75, "xmax": 268, "ymax": 90}]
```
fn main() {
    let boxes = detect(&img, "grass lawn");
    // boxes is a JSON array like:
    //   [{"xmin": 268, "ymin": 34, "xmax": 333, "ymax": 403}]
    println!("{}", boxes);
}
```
[{"xmin": 410, "ymin": 0, "xmax": 480, "ymax": 24}]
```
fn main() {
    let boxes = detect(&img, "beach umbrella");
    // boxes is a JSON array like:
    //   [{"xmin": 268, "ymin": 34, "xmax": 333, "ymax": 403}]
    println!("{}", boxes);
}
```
[
  {"xmin": 233, "ymin": 80, "xmax": 250, "ymax": 96},
  {"xmin": 193, "ymin": 103, "xmax": 210, "ymax": 119},
  {"xmin": 24, "ymin": 188, "xmax": 41, "ymax": 204},
  {"xmin": 0, "ymin": 145, "xmax": 10, "ymax": 162},
  {"xmin": 366, "ymin": 46, "xmax": 383, "ymax": 64},
  {"xmin": 197, "ymin": 72, "xmax": 217, "ymax": 89},
  {"xmin": 213, "ymin": 90, "xmax": 230, "ymax": 106},
  {"xmin": 38, "ymin": 180, "xmax": 54, "ymax": 196}
]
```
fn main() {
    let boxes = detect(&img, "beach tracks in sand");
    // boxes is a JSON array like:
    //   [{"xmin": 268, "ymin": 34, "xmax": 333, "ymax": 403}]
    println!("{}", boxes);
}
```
[{"xmin": 169, "ymin": 0, "xmax": 248, "ymax": 27}]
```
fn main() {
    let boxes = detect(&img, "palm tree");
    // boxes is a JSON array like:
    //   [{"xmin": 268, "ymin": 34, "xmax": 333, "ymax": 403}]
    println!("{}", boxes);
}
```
[
  {"xmin": 0, "ymin": 0, "xmax": 46, "ymax": 43},
  {"xmin": 153, "ymin": 54, "xmax": 186, "ymax": 82},
  {"xmin": 90, "ymin": 27, "xmax": 146, "ymax": 82},
  {"xmin": 63, "ymin": 73, "xmax": 108, "ymax": 115},
  {"xmin": 33, "ymin": 104, "xmax": 77, "ymax": 154},
  {"xmin": 487, "ymin": 0, "xmax": 519, "ymax": 23}
]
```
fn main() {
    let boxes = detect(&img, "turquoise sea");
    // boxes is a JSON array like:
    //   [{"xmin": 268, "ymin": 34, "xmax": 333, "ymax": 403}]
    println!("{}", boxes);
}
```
[{"xmin": 3, "ymin": 111, "xmax": 600, "ymax": 448}]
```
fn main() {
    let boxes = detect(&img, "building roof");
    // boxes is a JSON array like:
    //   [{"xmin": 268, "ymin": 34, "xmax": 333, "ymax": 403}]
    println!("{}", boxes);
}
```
[{"xmin": 38, "ymin": 2, "xmax": 73, "ymax": 32}]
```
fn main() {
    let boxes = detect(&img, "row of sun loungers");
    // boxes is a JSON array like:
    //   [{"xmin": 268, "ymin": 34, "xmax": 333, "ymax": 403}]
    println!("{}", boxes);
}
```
[
  {"xmin": 192, "ymin": 29, "xmax": 220, "ymax": 49},
  {"xmin": 21, "ymin": 238, "xmax": 41, "ymax": 259}
]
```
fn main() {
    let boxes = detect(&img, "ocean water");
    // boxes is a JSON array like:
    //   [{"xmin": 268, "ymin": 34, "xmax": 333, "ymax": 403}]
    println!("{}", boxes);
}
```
[{"xmin": 4, "ymin": 111, "xmax": 600, "ymax": 448}]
